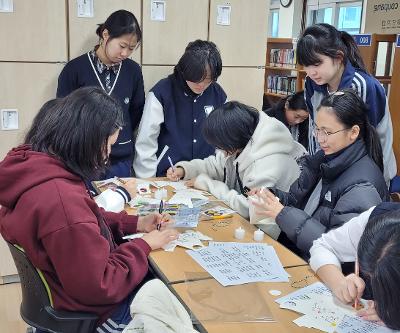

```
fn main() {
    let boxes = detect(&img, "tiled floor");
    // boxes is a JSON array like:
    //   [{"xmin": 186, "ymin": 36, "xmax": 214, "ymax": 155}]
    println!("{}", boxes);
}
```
[{"xmin": 0, "ymin": 282, "xmax": 28, "ymax": 333}]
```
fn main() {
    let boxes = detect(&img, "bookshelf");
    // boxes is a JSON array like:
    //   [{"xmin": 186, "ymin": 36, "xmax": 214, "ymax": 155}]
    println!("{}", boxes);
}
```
[
  {"xmin": 264, "ymin": 38, "xmax": 306, "ymax": 100},
  {"xmin": 354, "ymin": 33, "xmax": 399, "ymax": 175}
]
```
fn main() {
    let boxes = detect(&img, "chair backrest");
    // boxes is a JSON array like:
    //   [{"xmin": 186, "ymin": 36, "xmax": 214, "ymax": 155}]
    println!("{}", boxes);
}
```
[{"xmin": 6, "ymin": 241, "xmax": 98, "ymax": 333}]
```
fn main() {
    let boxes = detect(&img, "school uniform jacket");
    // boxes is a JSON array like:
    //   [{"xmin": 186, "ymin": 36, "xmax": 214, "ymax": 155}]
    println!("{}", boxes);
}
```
[
  {"xmin": 176, "ymin": 112, "xmax": 302, "ymax": 238},
  {"xmin": 57, "ymin": 53, "xmax": 145, "ymax": 162},
  {"xmin": 0, "ymin": 145, "xmax": 151, "ymax": 323},
  {"xmin": 133, "ymin": 72, "xmax": 226, "ymax": 177},
  {"xmin": 274, "ymin": 139, "xmax": 389, "ymax": 255},
  {"xmin": 304, "ymin": 61, "xmax": 396, "ymax": 182}
]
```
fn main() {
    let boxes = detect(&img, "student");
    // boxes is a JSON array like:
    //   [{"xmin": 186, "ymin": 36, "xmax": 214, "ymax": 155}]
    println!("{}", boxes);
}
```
[
  {"xmin": 252, "ymin": 90, "xmax": 389, "ymax": 257},
  {"xmin": 297, "ymin": 23, "xmax": 396, "ymax": 182},
  {"xmin": 166, "ymin": 101, "xmax": 301, "ymax": 237},
  {"xmin": 309, "ymin": 202, "xmax": 400, "ymax": 330},
  {"xmin": 264, "ymin": 91, "xmax": 309, "ymax": 150},
  {"xmin": 133, "ymin": 40, "xmax": 227, "ymax": 178},
  {"xmin": 0, "ymin": 87, "xmax": 178, "ymax": 333},
  {"xmin": 57, "ymin": 10, "xmax": 145, "ymax": 179}
]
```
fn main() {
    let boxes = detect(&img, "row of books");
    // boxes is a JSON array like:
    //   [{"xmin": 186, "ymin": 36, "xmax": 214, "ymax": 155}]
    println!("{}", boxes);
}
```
[
  {"xmin": 266, "ymin": 75, "xmax": 297, "ymax": 95},
  {"xmin": 269, "ymin": 48, "xmax": 296, "ymax": 68}
]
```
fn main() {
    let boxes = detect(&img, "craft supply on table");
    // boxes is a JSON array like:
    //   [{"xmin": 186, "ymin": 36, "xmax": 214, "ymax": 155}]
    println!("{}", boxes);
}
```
[
  {"xmin": 253, "ymin": 228, "xmax": 264, "ymax": 242},
  {"xmin": 269, "ymin": 289, "xmax": 282, "ymax": 296},
  {"xmin": 172, "ymin": 207, "xmax": 201, "ymax": 228},
  {"xmin": 234, "ymin": 227, "xmax": 245, "ymax": 240},
  {"xmin": 154, "ymin": 188, "xmax": 168, "ymax": 200},
  {"xmin": 201, "ymin": 205, "xmax": 235, "ymax": 220},
  {"xmin": 162, "ymin": 230, "xmax": 213, "ymax": 252}
]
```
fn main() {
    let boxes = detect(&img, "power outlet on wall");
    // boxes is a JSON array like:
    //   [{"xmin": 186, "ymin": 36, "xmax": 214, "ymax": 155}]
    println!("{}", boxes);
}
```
[{"xmin": 1, "ymin": 109, "xmax": 19, "ymax": 130}]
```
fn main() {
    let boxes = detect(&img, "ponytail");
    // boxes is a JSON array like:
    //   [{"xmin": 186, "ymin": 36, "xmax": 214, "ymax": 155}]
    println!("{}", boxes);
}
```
[
  {"xmin": 95, "ymin": 10, "xmax": 142, "ymax": 43},
  {"xmin": 96, "ymin": 23, "xmax": 105, "ymax": 38},
  {"xmin": 340, "ymin": 31, "xmax": 367, "ymax": 72},
  {"xmin": 363, "ymin": 120, "xmax": 384, "ymax": 172},
  {"xmin": 297, "ymin": 23, "xmax": 366, "ymax": 72}
]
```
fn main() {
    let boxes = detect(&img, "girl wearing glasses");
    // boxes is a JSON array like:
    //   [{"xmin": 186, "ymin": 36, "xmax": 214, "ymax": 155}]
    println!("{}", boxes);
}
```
[
  {"xmin": 57, "ymin": 10, "xmax": 145, "ymax": 180},
  {"xmin": 133, "ymin": 40, "xmax": 226, "ymax": 178},
  {"xmin": 296, "ymin": 23, "xmax": 396, "ymax": 183},
  {"xmin": 310, "ymin": 202, "xmax": 400, "ymax": 330},
  {"xmin": 251, "ymin": 89, "xmax": 388, "ymax": 257}
]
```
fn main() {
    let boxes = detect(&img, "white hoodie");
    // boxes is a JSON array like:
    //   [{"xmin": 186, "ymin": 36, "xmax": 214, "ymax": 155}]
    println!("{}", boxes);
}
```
[{"xmin": 176, "ymin": 112, "xmax": 302, "ymax": 238}]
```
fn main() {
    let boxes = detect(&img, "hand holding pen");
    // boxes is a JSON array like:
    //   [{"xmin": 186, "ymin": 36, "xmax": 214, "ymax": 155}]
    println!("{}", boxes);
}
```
[{"xmin": 166, "ymin": 156, "xmax": 184, "ymax": 181}]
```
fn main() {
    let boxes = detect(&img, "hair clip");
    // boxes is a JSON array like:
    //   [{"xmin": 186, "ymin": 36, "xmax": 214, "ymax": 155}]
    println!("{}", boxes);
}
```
[{"xmin": 331, "ymin": 91, "xmax": 345, "ymax": 96}]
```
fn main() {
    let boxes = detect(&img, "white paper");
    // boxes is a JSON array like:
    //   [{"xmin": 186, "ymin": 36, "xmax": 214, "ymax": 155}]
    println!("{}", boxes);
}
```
[
  {"xmin": 151, "ymin": 0, "xmax": 166, "ymax": 21},
  {"xmin": 280, "ymin": 293, "xmax": 355, "ymax": 333},
  {"xmin": 0, "ymin": 0, "xmax": 13, "ymax": 12},
  {"xmin": 162, "ymin": 230, "xmax": 212, "ymax": 251},
  {"xmin": 275, "ymin": 281, "xmax": 331, "ymax": 304},
  {"xmin": 187, "ymin": 242, "xmax": 289, "ymax": 286},
  {"xmin": 77, "ymin": 0, "xmax": 94, "ymax": 18},
  {"xmin": 216, "ymin": 5, "xmax": 231, "ymax": 25},
  {"xmin": 168, "ymin": 190, "xmax": 208, "ymax": 208},
  {"xmin": 128, "ymin": 195, "xmax": 161, "ymax": 208},
  {"xmin": 337, "ymin": 315, "xmax": 398, "ymax": 333},
  {"xmin": 152, "ymin": 180, "xmax": 187, "ymax": 191}
]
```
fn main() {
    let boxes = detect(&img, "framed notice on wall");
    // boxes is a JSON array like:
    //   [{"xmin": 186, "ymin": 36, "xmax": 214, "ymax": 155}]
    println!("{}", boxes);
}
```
[{"xmin": 364, "ymin": 1, "xmax": 400, "ymax": 34}]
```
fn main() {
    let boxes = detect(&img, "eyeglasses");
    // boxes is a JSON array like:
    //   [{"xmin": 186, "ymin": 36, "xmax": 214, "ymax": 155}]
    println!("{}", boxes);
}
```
[{"xmin": 313, "ymin": 126, "xmax": 350, "ymax": 143}]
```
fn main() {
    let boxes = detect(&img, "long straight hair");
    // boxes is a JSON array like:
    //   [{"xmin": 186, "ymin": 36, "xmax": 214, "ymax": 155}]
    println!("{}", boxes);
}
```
[
  {"xmin": 318, "ymin": 89, "xmax": 383, "ymax": 172},
  {"xmin": 297, "ymin": 23, "xmax": 366, "ymax": 72}
]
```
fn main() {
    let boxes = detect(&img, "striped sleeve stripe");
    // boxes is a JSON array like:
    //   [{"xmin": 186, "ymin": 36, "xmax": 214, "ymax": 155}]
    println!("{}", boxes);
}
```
[
  {"xmin": 115, "ymin": 187, "xmax": 130, "ymax": 203},
  {"xmin": 352, "ymin": 72, "xmax": 367, "ymax": 102}
]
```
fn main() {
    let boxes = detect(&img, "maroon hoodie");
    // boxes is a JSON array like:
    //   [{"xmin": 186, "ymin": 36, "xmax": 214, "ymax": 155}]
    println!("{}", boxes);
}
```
[{"xmin": 0, "ymin": 145, "xmax": 151, "ymax": 322}]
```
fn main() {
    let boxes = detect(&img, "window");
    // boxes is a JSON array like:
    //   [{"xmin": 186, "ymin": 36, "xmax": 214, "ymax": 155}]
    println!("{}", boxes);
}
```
[
  {"xmin": 269, "ymin": 9, "xmax": 279, "ymax": 37},
  {"xmin": 268, "ymin": 0, "xmax": 280, "ymax": 37},
  {"xmin": 306, "ymin": 1, "xmax": 363, "ymax": 34},
  {"xmin": 337, "ymin": 4, "xmax": 362, "ymax": 34},
  {"xmin": 308, "ymin": 6, "xmax": 333, "ymax": 25}
]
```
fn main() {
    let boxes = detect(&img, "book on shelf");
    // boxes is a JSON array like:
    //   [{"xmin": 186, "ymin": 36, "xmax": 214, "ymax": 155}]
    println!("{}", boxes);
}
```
[
  {"xmin": 266, "ymin": 75, "xmax": 297, "ymax": 95},
  {"xmin": 269, "ymin": 48, "xmax": 296, "ymax": 68}
]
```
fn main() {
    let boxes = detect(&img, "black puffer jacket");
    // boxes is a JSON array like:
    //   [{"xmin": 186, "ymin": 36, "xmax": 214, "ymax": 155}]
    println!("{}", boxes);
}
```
[{"xmin": 274, "ymin": 139, "xmax": 389, "ymax": 255}]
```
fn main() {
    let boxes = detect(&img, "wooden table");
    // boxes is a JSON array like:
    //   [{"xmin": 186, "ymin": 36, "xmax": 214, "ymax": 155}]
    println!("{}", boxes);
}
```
[
  {"xmin": 147, "ymin": 212, "xmax": 307, "ymax": 284},
  {"xmin": 126, "ymin": 179, "xmax": 318, "ymax": 332},
  {"xmin": 170, "ymin": 266, "xmax": 320, "ymax": 333}
]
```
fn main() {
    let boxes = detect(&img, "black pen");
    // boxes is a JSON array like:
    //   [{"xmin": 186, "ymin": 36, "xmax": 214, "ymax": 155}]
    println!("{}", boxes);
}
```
[{"xmin": 157, "ymin": 200, "xmax": 163, "ymax": 231}]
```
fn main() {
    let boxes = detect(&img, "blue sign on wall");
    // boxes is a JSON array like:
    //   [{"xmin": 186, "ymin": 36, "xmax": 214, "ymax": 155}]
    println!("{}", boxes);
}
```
[
  {"xmin": 397, "ymin": 34, "xmax": 400, "ymax": 47},
  {"xmin": 352, "ymin": 34, "xmax": 372, "ymax": 47}
]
